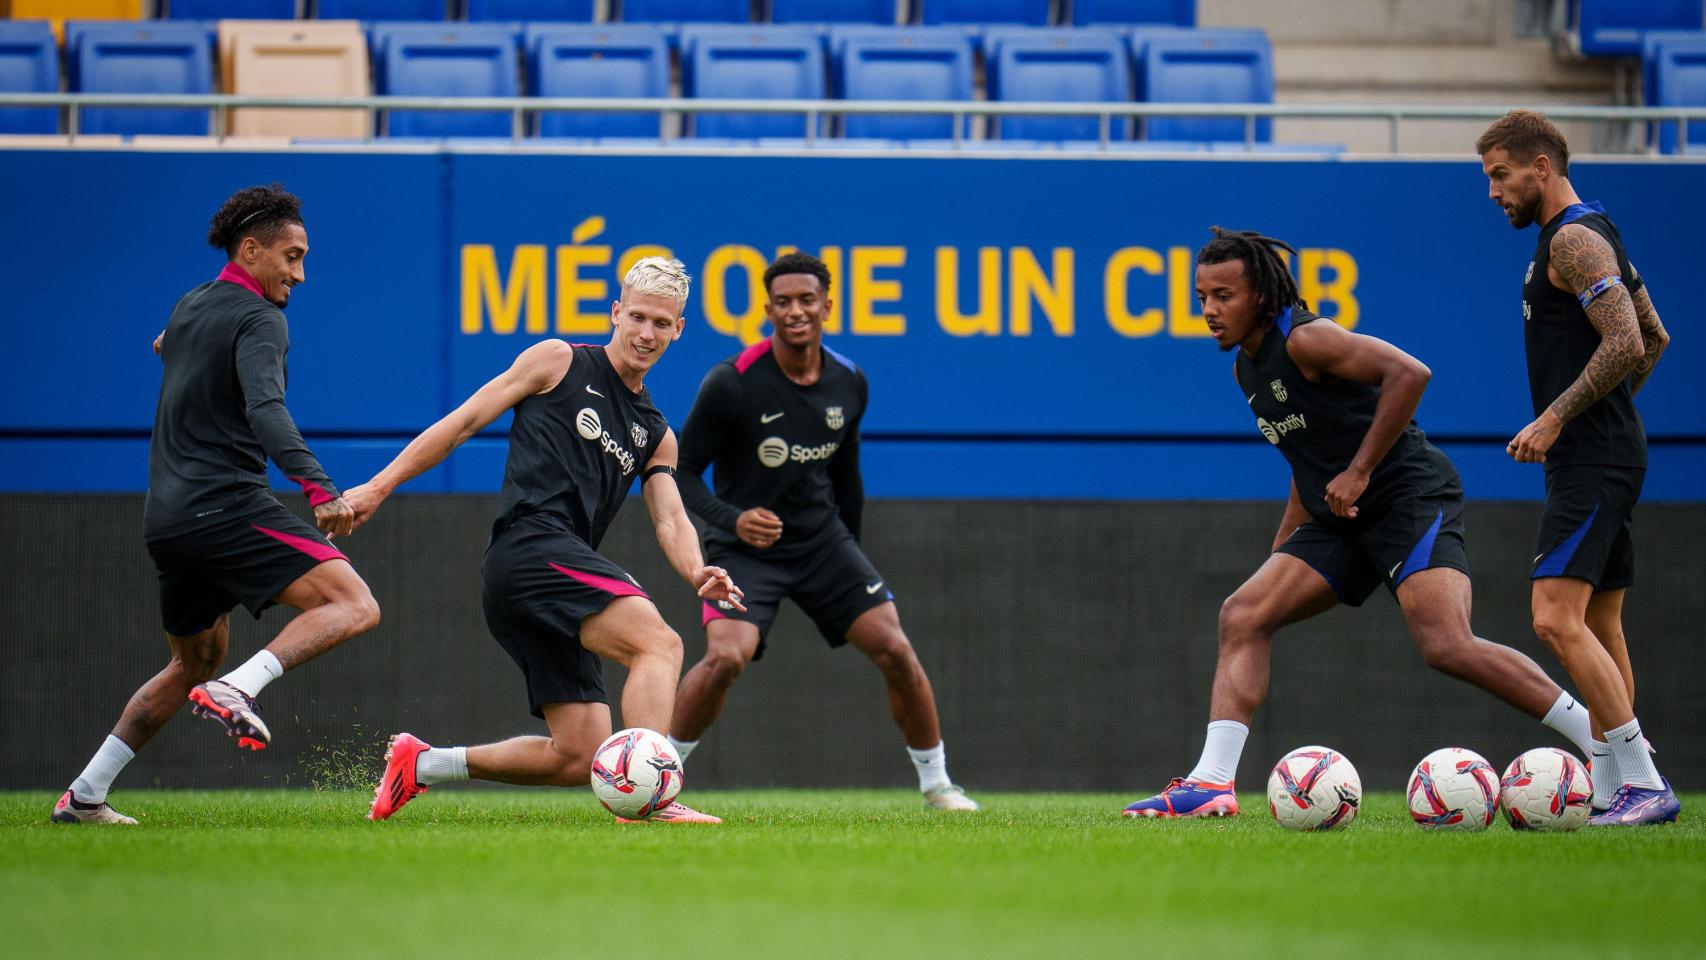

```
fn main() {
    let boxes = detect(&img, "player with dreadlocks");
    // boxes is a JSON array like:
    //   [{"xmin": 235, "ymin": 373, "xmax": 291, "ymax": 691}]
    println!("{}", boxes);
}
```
[
  {"xmin": 1121, "ymin": 227, "xmax": 1596, "ymax": 818},
  {"xmin": 53, "ymin": 183, "xmax": 381, "ymax": 825}
]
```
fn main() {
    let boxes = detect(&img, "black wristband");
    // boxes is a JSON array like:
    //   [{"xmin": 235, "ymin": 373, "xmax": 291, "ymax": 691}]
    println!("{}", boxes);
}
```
[{"xmin": 643, "ymin": 464, "xmax": 676, "ymax": 482}]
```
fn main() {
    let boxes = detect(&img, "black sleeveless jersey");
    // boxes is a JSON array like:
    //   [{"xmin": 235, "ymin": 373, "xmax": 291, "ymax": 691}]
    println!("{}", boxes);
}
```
[
  {"xmin": 1523, "ymin": 201, "xmax": 1647, "ymax": 468},
  {"xmin": 493, "ymin": 344, "xmax": 667, "ymax": 548},
  {"xmin": 1235, "ymin": 308, "xmax": 1451, "ymax": 525},
  {"xmin": 676, "ymin": 338, "xmax": 868, "ymax": 557}
]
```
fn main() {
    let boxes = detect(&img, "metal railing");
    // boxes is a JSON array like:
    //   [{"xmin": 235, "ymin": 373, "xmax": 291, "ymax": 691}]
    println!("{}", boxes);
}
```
[{"xmin": 1, "ymin": 94, "xmax": 1703, "ymax": 155}]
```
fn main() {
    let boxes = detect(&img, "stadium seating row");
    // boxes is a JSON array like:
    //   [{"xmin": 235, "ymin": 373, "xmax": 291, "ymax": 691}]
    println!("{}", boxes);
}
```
[
  {"xmin": 1643, "ymin": 30, "xmax": 1706, "ymax": 153},
  {"xmin": 3, "ymin": 1, "xmax": 1196, "ymax": 29},
  {"xmin": 0, "ymin": 19, "xmax": 1271, "ymax": 142},
  {"xmin": 1568, "ymin": 0, "xmax": 1702, "ymax": 58}
]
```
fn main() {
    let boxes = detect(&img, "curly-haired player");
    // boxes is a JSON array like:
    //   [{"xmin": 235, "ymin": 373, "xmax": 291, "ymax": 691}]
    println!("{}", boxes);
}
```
[{"xmin": 53, "ymin": 183, "xmax": 381, "ymax": 825}]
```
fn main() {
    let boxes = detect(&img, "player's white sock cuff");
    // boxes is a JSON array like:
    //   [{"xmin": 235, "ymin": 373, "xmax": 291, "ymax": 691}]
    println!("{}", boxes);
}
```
[
  {"xmin": 1589, "ymin": 741, "xmax": 1617, "ymax": 809},
  {"xmin": 1540, "ymin": 691, "xmax": 1595, "ymax": 756},
  {"xmin": 1186, "ymin": 720, "xmax": 1249, "ymax": 785},
  {"xmin": 1604, "ymin": 719, "xmax": 1663, "ymax": 790},
  {"xmin": 908, "ymin": 742, "xmax": 952, "ymax": 793},
  {"xmin": 668, "ymin": 736, "xmax": 699, "ymax": 763},
  {"xmin": 416, "ymin": 747, "xmax": 468, "ymax": 786},
  {"xmin": 70, "ymin": 735, "xmax": 135, "ymax": 804},
  {"xmin": 219, "ymin": 650, "xmax": 283, "ymax": 698}
]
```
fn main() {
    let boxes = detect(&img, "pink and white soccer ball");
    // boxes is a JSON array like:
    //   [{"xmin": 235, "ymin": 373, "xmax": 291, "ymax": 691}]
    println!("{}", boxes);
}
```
[
  {"xmin": 589, "ymin": 728, "xmax": 682, "ymax": 819},
  {"xmin": 1267, "ymin": 746, "xmax": 1362, "ymax": 831},
  {"xmin": 1499, "ymin": 747, "xmax": 1593, "ymax": 832},
  {"xmin": 1406, "ymin": 747, "xmax": 1500, "ymax": 831}
]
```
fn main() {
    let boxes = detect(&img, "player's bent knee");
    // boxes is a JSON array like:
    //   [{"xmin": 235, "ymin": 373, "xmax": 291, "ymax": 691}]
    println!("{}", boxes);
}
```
[
  {"xmin": 1217, "ymin": 594, "xmax": 1267, "ymax": 642},
  {"xmin": 344, "ymin": 591, "xmax": 381, "ymax": 635},
  {"xmin": 703, "ymin": 647, "xmax": 749, "ymax": 685}
]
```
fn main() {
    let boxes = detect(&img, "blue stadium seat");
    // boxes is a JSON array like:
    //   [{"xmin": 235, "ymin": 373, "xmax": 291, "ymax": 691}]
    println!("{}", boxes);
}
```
[
  {"xmin": 773, "ymin": 0, "xmax": 894, "ymax": 24},
  {"xmin": 684, "ymin": 26, "xmax": 824, "ymax": 138},
  {"xmin": 529, "ymin": 25, "xmax": 668, "ymax": 138},
  {"xmin": 1650, "ymin": 34, "xmax": 1706, "ymax": 153},
  {"xmin": 622, "ymin": 0, "xmax": 747, "ymax": 23},
  {"xmin": 919, "ymin": 0, "xmax": 1047, "ymax": 26},
  {"xmin": 376, "ymin": 23, "xmax": 520, "ymax": 138},
  {"xmin": 1576, "ymin": 0, "xmax": 1702, "ymax": 58},
  {"xmin": 1073, "ymin": 0, "xmax": 1194, "ymax": 26},
  {"xmin": 1128, "ymin": 26, "xmax": 1263, "ymax": 99},
  {"xmin": 317, "ymin": 1, "xmax": 448, "ymax": 19},
  {"xmin": 1642, "ymin": 30, "xmax": 1706, "ymax": 101},
  {"xmin": 0, "ymin": 22, "xmax": 59, "ymax": 134},
  {"xmin": 990, "ymin": 31, "xmax": 1130, "ymax": 141},
  {"xmin": 467, "ymin": 0, "xmax": 594, "ymax": 20},
  {"xmin": 165, "ymin": 0, "xmax": 294, "ymax": 18},
  {"xmin": 73, "ymin": 22, "xmax": 212, "ymax": 136},
  {"xmin": 838, "ymin": 28, "xmax": 972, "ymax": 139},
  {"xmin": 1141, "ymin": 30, "xmax": 1272, "ymax": 142}
]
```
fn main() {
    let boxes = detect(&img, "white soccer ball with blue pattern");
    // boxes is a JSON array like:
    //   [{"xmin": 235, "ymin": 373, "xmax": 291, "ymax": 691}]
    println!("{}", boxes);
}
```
[
  {"xmin": 590, "ymin": 728, "xmax": 682, "ymax": 819},
  {"xmin": 1266, "ymin": 746, "xmax": 1361, "ymax": 831},
  {"xmin": 1406, "ymin": 747, "xmax": 1500, "ymax": 831},
  {"xmin": 1498, "ymin": 747, "xmax": 1592, "ymax": 832}
]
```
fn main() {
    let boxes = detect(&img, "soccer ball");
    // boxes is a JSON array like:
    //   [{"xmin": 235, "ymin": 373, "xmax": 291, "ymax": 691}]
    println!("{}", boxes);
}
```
[
  {"xmin": 1499, "ymin": 747, "xmax": 1592, "ymax": 832},
  {"xmin": 1267, "ymin": 746, "xmax": 1361, "ymax": 831},
  {"xmin": 1406, "ymin": 747, "xmax": 1500, "ymax": 831},
  {"xmin": 590, "ymin": 728, "xmax": 682, "ymax": 819}
]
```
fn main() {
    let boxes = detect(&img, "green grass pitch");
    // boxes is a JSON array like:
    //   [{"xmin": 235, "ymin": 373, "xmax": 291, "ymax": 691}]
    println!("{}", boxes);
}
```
[{"xmin": 4, "ymin": 790, "xmax": 1701, "ymax": 959}]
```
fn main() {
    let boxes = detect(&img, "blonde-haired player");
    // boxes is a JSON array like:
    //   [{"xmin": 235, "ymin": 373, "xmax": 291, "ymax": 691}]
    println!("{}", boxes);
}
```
[{"xmin": 349, "ymin": 257, "xmax": 743, "ymax": 824}]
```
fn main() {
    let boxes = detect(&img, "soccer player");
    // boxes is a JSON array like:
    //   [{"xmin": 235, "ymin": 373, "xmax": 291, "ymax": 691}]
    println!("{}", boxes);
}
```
[
  {"xmin": 1476, "ymin": 110, "xmax": 1678, "ymax": 825},
  {"xmin": 53, "ymin": 184, "xmax": 380, "ymax": 825},
  {"xmin": 668, "ymin": 252, "xmax": 978, "ymax": 812},
  {"xmin": 1122, "ymin": 228, "xmax": 1598, "ymax": 819},
  {"xmin": 352, "ymin": 257, "xmax": 741, "ymax": 824}
]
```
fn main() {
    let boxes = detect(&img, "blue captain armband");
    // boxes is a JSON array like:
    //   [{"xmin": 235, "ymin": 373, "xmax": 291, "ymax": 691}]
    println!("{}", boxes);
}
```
[{"xmin": 1578, "ymin": 275, "xmax": 1623, "ymax": 308}]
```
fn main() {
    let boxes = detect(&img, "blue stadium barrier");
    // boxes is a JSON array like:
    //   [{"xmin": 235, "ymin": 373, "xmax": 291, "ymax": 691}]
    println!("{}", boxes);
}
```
[
  {"xmin": 1141, "ymin": 30, "xmax": 1272, "ymax": 142},
  {"xmin": 772, "ymin": 0, "xmax": 896, "ymax": 24},
  {"xmin": 918, "ymin": 0, "xmax": 1048, "ymax": 27},
  {"xmin": 621, "ymin": 0, "xmax": 748, "ymax": 23},
  {"xmin": 0, "ymin": 22, "xmax": 58, "ymax": 135},
  {"xmin": 1575, "ymin": 0, "xmax": 1702, "ymax": 58},
  {"xmin": 838, "ymin": 28, "xmax": 974, "ymax": 139},
  {"xmin": 529, "ymin": 24, "xmax": 669, "ymax": 138},
  {"xmin": 72, "ymin": 23, "xmax": 213, "ymax": 136},
  {"xmin": 1072, "ymin": 0, "xmax": 1195, "ymax": 27},
  {"xmin": 990, "ymin": 31, "xmax": 1131, "ymax": 141},
  {"xmin": 466, "ymin": 0, "xmax": 595, "ymax": 20},
  {"xmin": 683, "ymin": 26, "xmax": 826, "ymax": 138},
  {"xmin": 317, "ymin": 0, "xmax": 449, "ymax": 20},
  {"xmin": 165, "ymin": 0, "xmax": 294, "ymax": 18},
  {"xmin": 375, "ymin": 23, "xmax": 521, "ymax": 137}
]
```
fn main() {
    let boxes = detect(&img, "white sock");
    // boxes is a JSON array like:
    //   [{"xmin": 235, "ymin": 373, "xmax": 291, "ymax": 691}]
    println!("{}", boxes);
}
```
[
  {"xmin": 1605, "ymin": 718, "xmax": 1663, "ymax": 790},
  {"xmin": 1589, "ymin": 741, "xmax": 1617, "ymax": 809},
  {"xmin": 219, "ymin": 650, "xmax": 283, "ymax": 698},
  {"xmin": 1540, "ymin": 691, "xmax": 1596, "ymax": 757},
  {"xmin": 415, "ymin": 747, "xmax": 469, "ymax": 786},
  {"xmin": 908, "ymin": 742, "xmax": 952, "ymax": 793},
  {"xmin": 70, "ymin": 735, "xmax": 135, "ymax": 804},
  {"xmin": 1186, "ymin": 720, "xmax": 1249, "ymax": 785},
  {"xmin": 668, "ymin": 736, "xmax": 698, "ymax": 763}
]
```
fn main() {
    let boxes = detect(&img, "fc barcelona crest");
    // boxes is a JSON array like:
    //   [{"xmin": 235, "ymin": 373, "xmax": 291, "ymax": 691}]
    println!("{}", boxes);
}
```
[
  {"xmin": 1270, "ymin": 380, "xmax": 1288, "ymax": 403},
  {"xmin": 630, "ymin": 423, "xmax": 649, "ymax": 449},
  {"xmin": 825, "ymin": 406, "xmax": 845, "ymax": 429}
]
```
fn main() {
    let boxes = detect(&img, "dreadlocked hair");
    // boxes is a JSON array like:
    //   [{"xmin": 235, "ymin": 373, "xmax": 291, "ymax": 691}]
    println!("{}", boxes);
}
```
[
  {"xmin": 206, "ymin": 182, "xmax": 303, "ymax": 257},
  {"xmin": 1196, "ymin": 226, "xmax": 1308, "ymax": 326}
]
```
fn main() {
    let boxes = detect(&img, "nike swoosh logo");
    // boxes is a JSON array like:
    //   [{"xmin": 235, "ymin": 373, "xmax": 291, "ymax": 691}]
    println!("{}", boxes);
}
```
[
  {"xmin": 585, "ymin": 385, "xmax": 605, "ymax": 398},
  {"xmin": 865, "ymin": 581, "xmax": 884, "ymax": 594},
  {"xmin": 1624, "ymin": 733, "xmax": 1640, "ymax": 743},
  {"xmin": 1247, "ymin": 394, "xmax": 1258, "ymax": 405},
  {"xmin": 761, "ymin": 412, "xmax": 784, "ymax": 423},
  {"xmin": 1389, "ymin": 561, "xmax": 1403, "ymax": 579}
]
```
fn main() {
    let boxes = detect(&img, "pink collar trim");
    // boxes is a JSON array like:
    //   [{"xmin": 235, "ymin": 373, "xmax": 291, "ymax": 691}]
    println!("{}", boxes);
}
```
[{"xmin": 217, "ymin": 262, "xmax": 267, "ymax": 299}]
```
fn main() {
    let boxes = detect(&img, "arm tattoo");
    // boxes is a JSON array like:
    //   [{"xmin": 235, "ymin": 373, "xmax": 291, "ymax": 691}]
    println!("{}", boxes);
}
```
[
  {"xmin": 1547, "ymin": 225, "xmax": 1643, "ymax": 423},
  {"xmin": 1629, "ymin": 276, "xmax": 1668, "ymax": 394}
]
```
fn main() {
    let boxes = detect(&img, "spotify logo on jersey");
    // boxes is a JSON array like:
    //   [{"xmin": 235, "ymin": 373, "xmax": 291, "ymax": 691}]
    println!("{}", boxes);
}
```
[
  {"xmin": 757, "ymin": 436, "xmax": 789, "ymax": 468},
  {"xmin": 576, "ymin": 408, "xmax": 602, "ymax": 441}
]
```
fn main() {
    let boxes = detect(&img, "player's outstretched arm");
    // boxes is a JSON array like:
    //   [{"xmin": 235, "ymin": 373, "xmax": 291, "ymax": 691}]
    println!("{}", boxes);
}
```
[
  {"xmin": 1509, "ymin": 224, "xmax": 1645, "ymax": 463},
  {"xmin": 343, "ymin": 339, "xmax": 573, "ymax": 531},
  {"xmin": 1285, "ymin": 320, "xmax": 1431, "ymax": 519},
  {"xmin": 1628, "ymin": 266, "xmax": 1669, "ymax": 395},
  {"xmin": 642, "ymin": 429, "xmax": 745, "ymax": 611},
  {"xmin": 234, "ymin": 312, "xmax": 351, "ymax": 536},
  {"xmin": 826, "ymin": 373, "xmax": 867, "ymax": 541}
]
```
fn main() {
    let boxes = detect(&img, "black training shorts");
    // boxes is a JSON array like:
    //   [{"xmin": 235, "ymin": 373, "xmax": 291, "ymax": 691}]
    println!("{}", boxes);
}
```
[
  {"xmin": 1532, "ymin": 463, "xmax": 1643, "ymax": 591},
  {"xmin": 1277, "ymin": 476, "xmax": 1470, "ymax": 608},
  {"xmin": 702, "ymin": 526, "xmax": 892, "ymax": 659}
]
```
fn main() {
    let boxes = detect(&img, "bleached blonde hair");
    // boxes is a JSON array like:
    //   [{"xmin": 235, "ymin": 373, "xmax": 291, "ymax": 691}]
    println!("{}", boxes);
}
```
[{"xmin": 622, "ymin": 256, "xmax": 691, "ymax": 312}]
